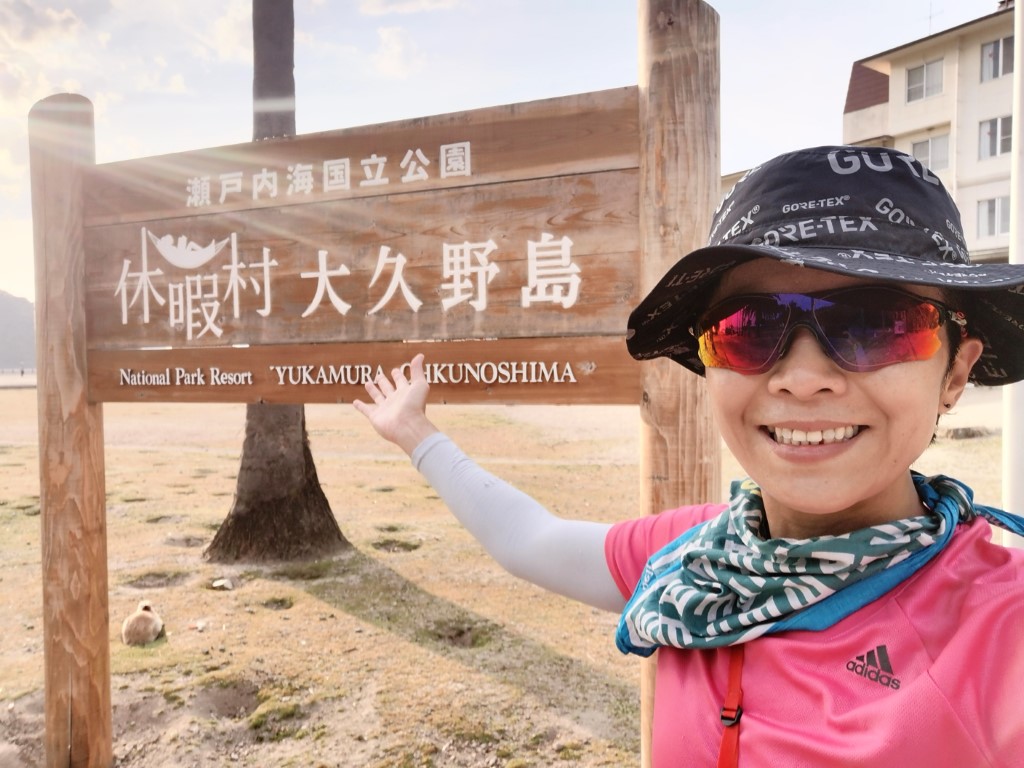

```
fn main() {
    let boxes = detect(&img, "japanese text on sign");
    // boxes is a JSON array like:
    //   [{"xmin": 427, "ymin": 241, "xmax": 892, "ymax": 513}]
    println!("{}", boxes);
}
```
[
  {"xmin": 185, "ymin": 141, "xmax": 472, "ymax": 207},
  {"xmin": 116, "ymin": 227, "xmax": 581, "ymax": 342}
]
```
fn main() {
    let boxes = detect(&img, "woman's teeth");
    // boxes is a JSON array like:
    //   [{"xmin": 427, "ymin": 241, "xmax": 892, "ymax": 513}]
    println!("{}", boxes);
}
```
[{"xmin": 769, "ymin": 425, "xmax": 860, "ymax": 446}]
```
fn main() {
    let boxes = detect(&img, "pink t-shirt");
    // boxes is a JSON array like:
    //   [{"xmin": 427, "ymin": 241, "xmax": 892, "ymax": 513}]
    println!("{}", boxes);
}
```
[{"xmin": 605, "ymin": 505, "xmax": 1024, "ymax": 767}]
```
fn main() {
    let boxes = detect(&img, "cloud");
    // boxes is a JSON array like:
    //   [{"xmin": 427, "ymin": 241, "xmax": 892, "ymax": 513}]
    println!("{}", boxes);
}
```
[
  {"xmin": 360, "ymin": 0, "xmax": 460, "ymax": 15},
  {"xmin": 186, "ymin": 0, "xmax": 252, "ymax": 64},
  {"xmin": 0, "ymin": 3, "xmax": 82, "ymax": 44},
  {"xmin": 0, "ymin": 2, "xmax": 92, "ymax": 104},
  {"xmin": 0, "ymin": 60, "xmax": 27, "ymax": 101},
  {"xmin": 0, "ymin": 146, "xmax": 23, "ymax": 202},
  {"xmin": 369, "ymin": 26, "xmax": 423, "ymax": 79}
]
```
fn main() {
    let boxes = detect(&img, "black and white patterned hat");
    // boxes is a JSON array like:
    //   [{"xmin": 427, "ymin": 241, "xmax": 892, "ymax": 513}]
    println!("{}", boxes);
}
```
[{"xmin": 626, "ymin": 145, "xmax": 1024, "ymax": 385}]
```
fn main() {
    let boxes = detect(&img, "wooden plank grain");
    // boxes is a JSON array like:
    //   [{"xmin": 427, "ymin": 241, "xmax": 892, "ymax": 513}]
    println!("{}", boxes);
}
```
[
  {"xmin": 636, "ymin": 3, "xmax": 721, "ymax": 767},
  {"xmin": 84, "ymin": 170, "xmax": 640, "ymax": 350},
  {"xmin": 87, "ymin": 336, "xmax": 641, "ymax": 404},
  {"xmin": 83, "ymin": 87, "xmax": 639, "ymax": 227},
  {"xmin": 29, "ymin": 94, "xmax": 113, "ymax": 767}
]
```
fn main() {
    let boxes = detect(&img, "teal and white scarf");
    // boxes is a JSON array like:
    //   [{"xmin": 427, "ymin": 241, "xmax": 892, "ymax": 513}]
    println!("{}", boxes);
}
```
[{"xmin": 616, "ymin": 473, "xmax": 1024, "ymax": 657}]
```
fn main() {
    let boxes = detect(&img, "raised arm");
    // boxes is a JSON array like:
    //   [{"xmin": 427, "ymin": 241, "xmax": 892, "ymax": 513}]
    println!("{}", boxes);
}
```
[{"xmin": 353, "ymin": 355, "xmax": 626, "ymax": 613}]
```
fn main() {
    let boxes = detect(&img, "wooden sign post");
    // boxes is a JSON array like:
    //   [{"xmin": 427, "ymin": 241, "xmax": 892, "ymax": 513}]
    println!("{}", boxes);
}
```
[
  {"xmin": 28, "ymin": 2, "xmax": 719, "ymax": 764},
  {"xmin": 637, "ymin": 3, "xmax": 721, "ymax": 765},
  {"xmin": 29, "ymin": 94, "xmax": 113, "ymax": 766}
]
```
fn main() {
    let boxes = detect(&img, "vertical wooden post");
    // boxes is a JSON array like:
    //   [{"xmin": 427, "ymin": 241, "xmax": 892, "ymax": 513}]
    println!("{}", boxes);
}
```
[
  {"xmin": 637, "ymin": 1, "xmax": 720, "ymax": 765},
  {"xmin": 28, "ymin": 94, "xmax": 112, "ymax": 768},
  {"xmin": 1004, "ymin": 0, "xmax": 1024, "ymax": 547}
]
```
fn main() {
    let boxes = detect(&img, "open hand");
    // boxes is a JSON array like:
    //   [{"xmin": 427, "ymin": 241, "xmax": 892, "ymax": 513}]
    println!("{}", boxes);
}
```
[{"xmin": 353, "ymin": 353, "xmax": 437, "ymax": 455}]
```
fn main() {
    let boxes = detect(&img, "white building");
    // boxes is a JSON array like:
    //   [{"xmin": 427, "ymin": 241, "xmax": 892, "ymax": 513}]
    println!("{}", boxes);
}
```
[{"xmin": 843, "ymin": 2, "xmax": 1014, "ymax": 263}]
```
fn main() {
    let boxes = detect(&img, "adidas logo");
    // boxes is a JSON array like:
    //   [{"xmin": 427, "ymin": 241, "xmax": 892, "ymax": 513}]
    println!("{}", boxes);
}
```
[{"xmin": 845, "ymin": 645, "xmax": 901, "ymax": 690}]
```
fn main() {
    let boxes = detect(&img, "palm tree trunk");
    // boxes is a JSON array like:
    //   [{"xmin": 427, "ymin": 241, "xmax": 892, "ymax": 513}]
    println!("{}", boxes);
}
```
[{"xmin": 206, "ymin": 0, "xmax": 348, "ymax": 563}]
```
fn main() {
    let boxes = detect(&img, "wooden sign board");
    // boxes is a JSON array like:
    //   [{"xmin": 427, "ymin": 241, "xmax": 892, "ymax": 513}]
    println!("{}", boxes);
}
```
[{"xmin": 83, "ymin": 87, "xmax": 643, "ymax": 404}]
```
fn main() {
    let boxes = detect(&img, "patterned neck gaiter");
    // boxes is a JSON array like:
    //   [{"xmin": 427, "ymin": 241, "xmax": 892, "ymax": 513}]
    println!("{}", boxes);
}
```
[{"xmin": 616, "ymin": 473, "xmax": 1024, "ymax": 657}]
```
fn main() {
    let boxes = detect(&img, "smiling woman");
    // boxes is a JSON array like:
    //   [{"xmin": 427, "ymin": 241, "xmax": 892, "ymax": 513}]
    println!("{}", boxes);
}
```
[
  {"xmin": 700, "ymin": 260, "xmax": 982, "ymax": 538},
  {"xmin": 353, "ymin": 144, "xmax": 1024, "ymax": 767}
]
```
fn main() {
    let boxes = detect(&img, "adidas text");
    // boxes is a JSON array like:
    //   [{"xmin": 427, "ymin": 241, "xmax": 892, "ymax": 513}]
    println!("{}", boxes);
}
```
[
  {"xmin": 846, "ymin": 645, "xmax": 901, "ymax": 690},
  {"xmin": 846, "ymin": 660, "xmax": 901, "ymax": 690}
]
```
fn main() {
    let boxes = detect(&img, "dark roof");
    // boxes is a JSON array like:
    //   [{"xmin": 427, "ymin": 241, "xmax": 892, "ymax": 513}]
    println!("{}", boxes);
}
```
[{"xmin": 844, "ymin": 62, "xmax": 890, "ymax": 114}]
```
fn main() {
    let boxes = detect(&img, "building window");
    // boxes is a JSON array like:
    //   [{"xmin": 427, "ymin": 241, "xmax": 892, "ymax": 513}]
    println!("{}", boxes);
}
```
[
  {"xmin": 978, "ymin": 196, "xmax": 1011, "ymax": 237},
  {"xmin": 980, "ymin": 116, "xmax": 1012, "ymax": 159},
  {"xmin": 912, "ymin": 135, "xmax": 949, "ymax": 170},
  {"xmin": 907, "ymin": 59, "xmax": 943, "ymax": 102},
  {"xmin": 981, "ymin": 36, "xmax": 1014, "ymax": 81}
]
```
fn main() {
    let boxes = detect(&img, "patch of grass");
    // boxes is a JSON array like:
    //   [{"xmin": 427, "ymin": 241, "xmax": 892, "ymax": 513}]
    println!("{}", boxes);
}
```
[
  {"xmin": 271, "ymin": 560, "xmax": 333, "ymax": 581},
  {"xmin": 249, "ymin": 700, "xmax": 304, "ymax": 742},
  {"xmin": 123, "ymin": 570, "xmax": 190, "ymax": 589},
  {"xmin": 6, "ymin": 496, "xmax": 40, "ymax": 516},
  {"xmin": 372, "ymin": 741, "xmax": 440, "ymax": 768},
  {"xmin": 528, "ymin": 728, "xmax": 557, "ymax": 748},
  {"xmin": 163, "ymin": 690, "xmax": 185, "ymax": 707},
  {"xmin": 145, "ymin": 514, "xmax": 183, "ymax": 524},
  {"xmin": 261, "ymin": 596, "xmax": 293, "ymax": 611},
  {"xmin": 371, "ymin": 537, "xmax": 421, "ymax": 553},
  {"xmin": 448, "ymin": 721, "xmax": 504, "ymax": 747},
  {"xmin": 421, "ymin": 618, "xmax": 492, "ymax": 649},
  {"xmin": 249, "ymin": 700, "xmax": 300, "ymax": 728},
  {"xmin": 555, "ymin": 741, "xmax": 586, "ymax": 760},
  {"xmin": 201, "ymin": 672, "xmax": 249, "ymax": 690}
]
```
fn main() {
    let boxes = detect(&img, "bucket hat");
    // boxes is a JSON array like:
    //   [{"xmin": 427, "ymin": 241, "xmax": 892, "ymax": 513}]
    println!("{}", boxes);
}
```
[{"xmin": 626, "ymin": 145, "xmax": 1024, "ymax": 385}]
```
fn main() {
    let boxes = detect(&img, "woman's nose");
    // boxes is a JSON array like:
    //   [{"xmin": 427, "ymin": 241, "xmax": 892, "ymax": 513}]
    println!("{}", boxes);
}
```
[{"xmin": 767, "ymin": 327, "xmax": 848, "ymax": 397}]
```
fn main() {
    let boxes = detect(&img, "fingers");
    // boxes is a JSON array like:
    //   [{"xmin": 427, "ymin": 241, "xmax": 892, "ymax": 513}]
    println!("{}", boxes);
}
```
[
  {"xmin": 375, "ymin": 369, "xmax": 397, "ymax": 397},
  {"xmin": 353, "ymin": 354, "xmax": 427, "ymax": 414},
  {"xmin": 359, "ymin": 378, "xmax": 383, "ymax": 403},
  {"xmin": 408, "ymin": 353, "xmax": 426, "ymax": 384}
]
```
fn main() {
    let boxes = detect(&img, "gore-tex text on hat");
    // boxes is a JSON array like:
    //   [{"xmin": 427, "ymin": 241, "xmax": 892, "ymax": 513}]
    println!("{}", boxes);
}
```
[
  {"xmin": 827, "ymin": 148, "xmax": 942, "ymax": 186},
  {"xmin": 755, "ymin": 216, "xmax": 878, "ymax": 246},
  {"xmin": 781, "ymin": 196, "xmax": 850, "ymax": 213}
]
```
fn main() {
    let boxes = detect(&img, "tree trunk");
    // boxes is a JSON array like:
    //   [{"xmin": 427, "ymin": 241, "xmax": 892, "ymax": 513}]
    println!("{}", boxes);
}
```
[
  {"xmin": 206, "ymin": 404, "xmax": 347, "ymax": 561},
  {"xmin": 206, "ymin": 0, "xmax": 349, "ymax": 563}
]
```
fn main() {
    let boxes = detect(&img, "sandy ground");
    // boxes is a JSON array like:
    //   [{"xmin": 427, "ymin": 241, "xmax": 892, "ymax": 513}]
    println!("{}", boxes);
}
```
[{"xmin": 0, "ymin": 380, "xmax": 1008, "ymax": 767}]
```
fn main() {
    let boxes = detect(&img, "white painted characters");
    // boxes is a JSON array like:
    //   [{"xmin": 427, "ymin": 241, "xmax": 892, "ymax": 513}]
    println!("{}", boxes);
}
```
[{"xmin": 121, "ymin": 600, "xmax": 166, "ymax": 647}]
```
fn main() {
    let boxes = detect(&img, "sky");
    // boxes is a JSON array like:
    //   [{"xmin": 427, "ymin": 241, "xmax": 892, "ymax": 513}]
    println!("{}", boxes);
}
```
[{"xmin": 0, "ymin": 0, "xmax": 1005, "ymax": 304}]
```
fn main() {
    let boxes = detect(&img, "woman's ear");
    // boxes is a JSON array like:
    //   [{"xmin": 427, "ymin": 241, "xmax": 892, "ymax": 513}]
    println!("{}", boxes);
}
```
[{"xmin": 941, "ymin": 337, "xmax": 984, "ymax": 411}]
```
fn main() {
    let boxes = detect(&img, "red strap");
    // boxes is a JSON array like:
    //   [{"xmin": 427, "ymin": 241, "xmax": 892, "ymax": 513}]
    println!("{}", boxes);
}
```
[{"xmin": 717, "ymin": 644, "xmax": 745, "ymax": 768}]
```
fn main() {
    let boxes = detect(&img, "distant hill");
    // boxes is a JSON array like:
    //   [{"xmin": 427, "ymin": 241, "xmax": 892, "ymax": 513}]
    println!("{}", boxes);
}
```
[{"xmin": 0, "ymin": 291, "xmax": 36, "ymax": 369}]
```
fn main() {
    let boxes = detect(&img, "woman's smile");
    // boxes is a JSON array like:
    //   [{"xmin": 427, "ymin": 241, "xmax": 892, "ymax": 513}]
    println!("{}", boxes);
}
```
[{"xmin": 765, "ymin": 424, "xmax": 861, "ymax": 446}]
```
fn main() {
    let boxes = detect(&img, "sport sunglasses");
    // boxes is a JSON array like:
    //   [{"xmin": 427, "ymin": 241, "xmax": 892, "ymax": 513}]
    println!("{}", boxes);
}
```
[{"xmin": 691, "ymin": 286, "xmax": 967, "ymax": 375}]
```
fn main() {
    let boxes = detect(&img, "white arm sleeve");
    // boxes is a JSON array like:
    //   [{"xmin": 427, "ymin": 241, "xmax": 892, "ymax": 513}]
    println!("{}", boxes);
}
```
[{"xmin": 411, "ymin": 432, "xmax": 626, "ymax": 613}]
